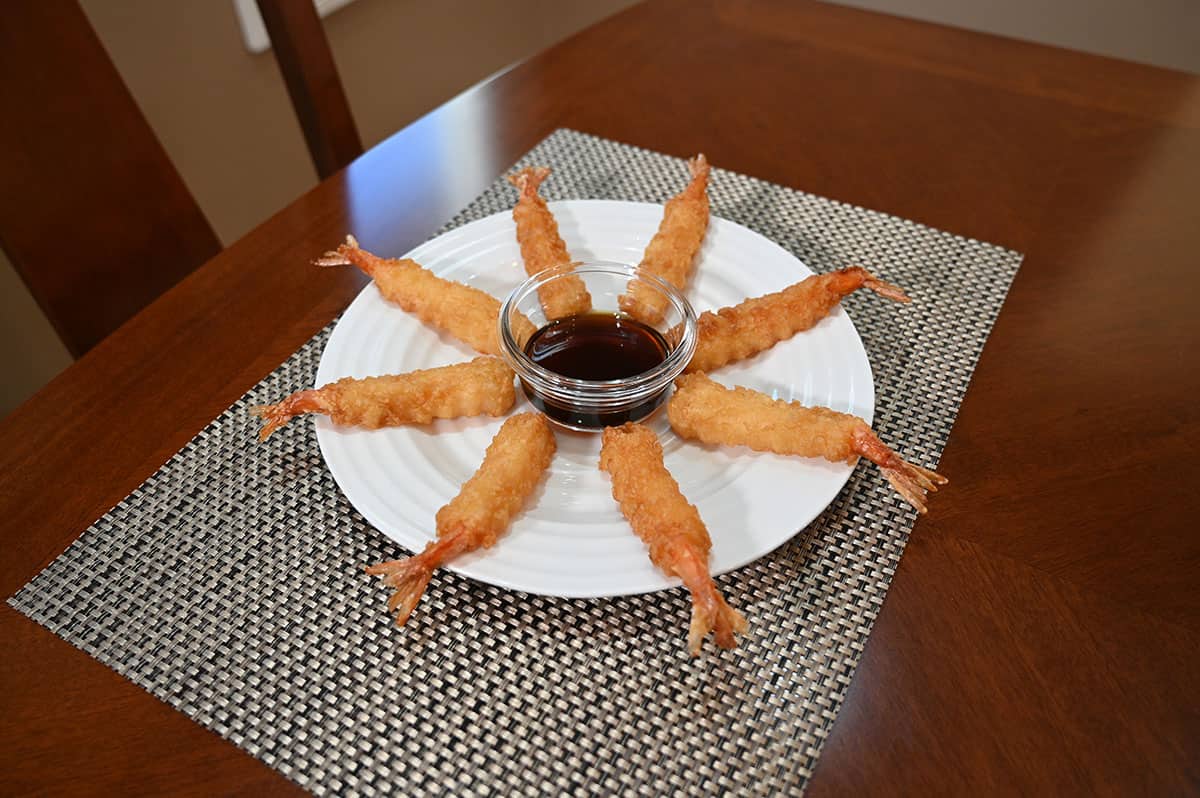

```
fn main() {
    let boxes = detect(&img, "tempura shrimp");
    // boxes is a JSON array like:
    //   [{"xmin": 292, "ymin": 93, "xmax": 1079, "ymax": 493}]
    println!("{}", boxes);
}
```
[
  {"xmin": 620, "ymin": 154, "xmax": 711, "ymax": 325},
  {"xmin": 507, "ymin": 166, "xmax": 591, "ymax": 320},
  {"xmin": 669, "ymin": 373, "xmax": 947, "ymax": 513},
  {"xmin": 316, "ymin": 235, "xmax": 536, "ymax": 355},
  {"xmin": 251, "ymin": 357, "xmax": 515, "ymax": 440},
  {"xmin": 599, "ymin": 422, "xmax": 747, "ymax": 655},
  {"xmin": 365, "ymin": 412, "xmax": 556, "ymax": 626},
  {"xmin": 685, "ymin": 266, "xmax": 909, "ymax": 373}
]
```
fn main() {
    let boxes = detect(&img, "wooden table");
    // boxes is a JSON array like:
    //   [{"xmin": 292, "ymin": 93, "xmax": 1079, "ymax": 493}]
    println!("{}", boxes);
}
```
[{"xmin": 3, "ymin": 1, "xmax": 1197, "ymax": 793}]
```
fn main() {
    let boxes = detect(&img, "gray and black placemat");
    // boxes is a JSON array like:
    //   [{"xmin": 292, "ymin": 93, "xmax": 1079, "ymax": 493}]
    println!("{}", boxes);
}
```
[{"xmin": 10, "ymin": 129, "xmax": 1021, "ymax": 796}]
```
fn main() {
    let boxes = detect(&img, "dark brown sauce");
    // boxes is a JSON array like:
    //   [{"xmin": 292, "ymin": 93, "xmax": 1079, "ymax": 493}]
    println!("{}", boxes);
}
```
[
  {"xmin": 521, "ymin": 312, "xmax": 671, "ymax": 428},
  {"xmin": 524, "ymin": 312, "xmax": 668, "ymax": 380}
]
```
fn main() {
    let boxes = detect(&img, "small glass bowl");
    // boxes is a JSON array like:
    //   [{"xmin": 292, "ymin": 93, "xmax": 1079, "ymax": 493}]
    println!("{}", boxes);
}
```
[{"xmin": 497, "ymin": 261, "xmax": 698, "ymax": 431}]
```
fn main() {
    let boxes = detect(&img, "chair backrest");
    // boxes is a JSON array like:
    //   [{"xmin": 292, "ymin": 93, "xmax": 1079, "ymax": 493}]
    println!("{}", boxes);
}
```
[
  {"xmin": 0, "ymin": 0, "xmax": 363, "ymax": 357},
  {"xmin": 257, "ymin": 0, "xmax": 363, "ymax": 180},
  {"xmin": 0, "ymin": 0, "xmax": 222, "ymax": 357}
]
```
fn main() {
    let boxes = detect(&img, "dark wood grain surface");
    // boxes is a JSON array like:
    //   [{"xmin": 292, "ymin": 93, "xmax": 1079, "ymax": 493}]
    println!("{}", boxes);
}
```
[{"xmin": 2, "ymin": 1, "xmax": 1197, "ymax": 793}]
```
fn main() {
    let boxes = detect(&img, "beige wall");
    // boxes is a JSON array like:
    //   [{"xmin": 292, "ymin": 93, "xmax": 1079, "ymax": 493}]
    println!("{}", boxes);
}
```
[
  {"xmin": 0, "ymin": 255, "xmax": 72, "ymax": 413},
  {"xmin": 0, "ymin": 0, "xmax": 640, "ymax": 417},
  {"xmin": 825, "ymin": 0, "xmax": 1200, "ymax": 74}
]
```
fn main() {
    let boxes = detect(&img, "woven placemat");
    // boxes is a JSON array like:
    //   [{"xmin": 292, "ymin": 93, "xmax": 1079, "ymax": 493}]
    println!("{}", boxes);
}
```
[{"xmin": 10, "ymin": 129, "xmax": 1021, "ymax": 796}]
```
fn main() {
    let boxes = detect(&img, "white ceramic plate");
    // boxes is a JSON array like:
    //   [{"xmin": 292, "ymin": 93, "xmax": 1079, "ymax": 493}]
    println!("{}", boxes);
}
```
[{"xmin": 315, "ymin": 200, "xmax": 874, "ymax": 597}]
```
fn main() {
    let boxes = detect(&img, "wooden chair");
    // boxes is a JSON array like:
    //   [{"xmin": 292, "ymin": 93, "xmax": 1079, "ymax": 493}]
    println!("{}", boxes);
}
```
[
  {"xmin": 257, "ymin": 0, "xmax": 363, "ymax": 181},
  {"xmin": 0, "ymin": 0, "xmax": 361, "ymax": 357}
]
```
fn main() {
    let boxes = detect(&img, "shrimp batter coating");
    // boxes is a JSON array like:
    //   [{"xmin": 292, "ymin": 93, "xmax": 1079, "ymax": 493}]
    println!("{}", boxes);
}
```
[
  {"xmin": 251, "ymin": 356, "xmax": 515, "ymax": 440},
  {"xmin": 316, "ymin": 235, "xmax": 536, "ymax": 355},
  {"xmin": 599, "ymin": 422, "xmax": 747, "ymax": 655},
  {"xmin": 669, "ymin": 373, "xmax": 947, "ymax": 513},
  {"xmin": 685, "ymin": 266, "xmax": 910, "ymax": 373},
  {"xmin": 507, "ymin": 166, "xmax": 591, "ymax": 320},
  {"xmin": 620, "ymin": 154, "xmax": 710, "ymax": 325},
  {"xmin": 366, "ymin": 413, "xmax": 556, "ymax": 626}
]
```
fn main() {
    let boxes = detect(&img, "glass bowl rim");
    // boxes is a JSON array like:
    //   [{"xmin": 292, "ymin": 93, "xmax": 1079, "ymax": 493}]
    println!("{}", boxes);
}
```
[{"xmin": 497, "ymin": 260, "xmax": 698, "ymax": 392}]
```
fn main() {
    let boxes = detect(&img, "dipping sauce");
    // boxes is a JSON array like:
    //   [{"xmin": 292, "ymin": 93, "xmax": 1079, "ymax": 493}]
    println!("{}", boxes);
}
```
[
  {"xmin": 525, "ymin": 312, "xmax": 669, "ymax": 379},
  {"xmin": 521, "ymin": 312, "xmax": 671, "ymax": 428}
]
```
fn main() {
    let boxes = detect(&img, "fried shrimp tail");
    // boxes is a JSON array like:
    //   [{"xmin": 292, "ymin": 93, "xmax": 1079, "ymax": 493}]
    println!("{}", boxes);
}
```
[
  {"xmin": 365, "ymin": 412, "xmax": 556, "ymax": 626},
  {"xmin": 685, "ymin": 266, "xmax": 910, "ymax": 373},
  {"xmin": 599, "ymin": 422, "xmax": 747, "ymax": 655},
  {"xmin": 669, "ymin": 373, "xmax": 947, "ymax": 513},
  {"xmin": 507, "ymin": 166, "xmax": 591, "ymax": 320},
  {"xmin": 251, "ymin": 356, "xmax": 516, "ymax": 440},
  {"xmin": 316, "ymin": 235, "xmax": 536, "ymax": 355},
  {"xmin": 620, "ymin": 154, "xmax": 711, "ymax": 325},
  {"xmin": 364, "ymin": 536, "xmax": 467, "ymax": 627}
]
